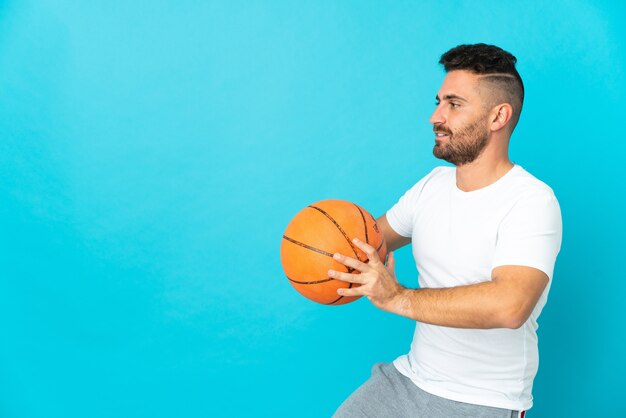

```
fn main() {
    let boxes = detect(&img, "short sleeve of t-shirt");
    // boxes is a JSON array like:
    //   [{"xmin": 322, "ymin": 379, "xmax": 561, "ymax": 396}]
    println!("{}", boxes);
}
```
[
  {"xmin": 386, "ymin": 169, "xmax": 440, "ymax": 238},
  {"xmin": 492, "ymin": 191, "xmax": 562, "ymax": 279}
]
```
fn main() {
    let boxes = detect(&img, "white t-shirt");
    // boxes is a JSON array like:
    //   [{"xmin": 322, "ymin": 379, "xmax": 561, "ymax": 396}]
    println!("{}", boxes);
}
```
[{"xmin": 387, "ymin": 164, "xmax": 562, "ymax": 411}]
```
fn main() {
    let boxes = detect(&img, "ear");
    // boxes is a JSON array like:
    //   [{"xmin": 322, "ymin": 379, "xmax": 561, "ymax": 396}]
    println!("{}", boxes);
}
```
[{"xmin": 489, "ymin": 103, "xmax": 513, "ymax": 132}]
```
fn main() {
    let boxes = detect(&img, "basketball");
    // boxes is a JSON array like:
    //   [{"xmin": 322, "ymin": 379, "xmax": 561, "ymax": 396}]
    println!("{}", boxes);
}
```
[{"xmin": 280, "ymin": 199, "xmax": 387, "ymax": 305}]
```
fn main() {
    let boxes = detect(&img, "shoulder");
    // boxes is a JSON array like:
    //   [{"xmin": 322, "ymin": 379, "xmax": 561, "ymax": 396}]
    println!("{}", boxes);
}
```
[
  {"xmin": 501, "ymin": 166, "xmax": 562, "ymax": 224},
  {"xmin": 419, "ymin": 165, "xmax": 455, "ymax": 188},
  {"xmin": 401, "ymin": 165, "xmax": 453, "ymax": 197},
  {"xmin": 507, "ymin": 165, "xmax": 558, "ymax": 201},
  {"xmin": 428, "ymin": 165, "xmax": 455, "ymax": 180},
  {"xmin": 386, "ymin": 166, "xmax": 453, "ymax": 233}
]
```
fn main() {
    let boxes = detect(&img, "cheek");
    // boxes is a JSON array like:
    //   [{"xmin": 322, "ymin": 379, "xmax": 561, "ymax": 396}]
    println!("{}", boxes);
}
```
[
  {"xmin": 448, "ymin": 123, "xmax": 461, "ymax": 137},
  {"xmin": 450, "ymin": 116, "xmax": 477, "ymax": 136}
]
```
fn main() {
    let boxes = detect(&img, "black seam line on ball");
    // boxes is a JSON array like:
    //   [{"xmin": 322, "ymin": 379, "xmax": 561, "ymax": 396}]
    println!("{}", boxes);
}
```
[
  {"xmin": 307, "ymin": 205, "xmax": 360, "ymax": 259},
  {"xmin": 326, "ymin": 282, "xmax": 354, "ymax": 305},
  {"xmin": 326, "ymin": 295, "xmax": 343, "ymax": 305},
  {"xmin": 354, "ymin": 204, "xmax": 369, "ymax": 244},
  {"xmin": 286, "ymin": 276, "xmax": 334, "ymax": 285},
  {"xmin": 377, "ymin": 238, "xmax": 385, "ymax": 253},
  {"xmin": 282, "ymin": 235, "xmax": 334, "ymax": 258}
]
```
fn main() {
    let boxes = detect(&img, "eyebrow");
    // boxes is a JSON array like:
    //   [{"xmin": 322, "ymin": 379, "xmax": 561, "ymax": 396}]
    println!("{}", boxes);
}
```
[{"xmin": 435, "ymin": 94, "xmax": 468, "ymax": 102}]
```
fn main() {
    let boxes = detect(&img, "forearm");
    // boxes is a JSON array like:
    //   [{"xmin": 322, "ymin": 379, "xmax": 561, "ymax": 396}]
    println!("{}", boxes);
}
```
[
  {"xmin": 330, "ymin": 239, "xmax": 545, "ymax": 329},
  {"xmin": 386, "ymin": 281, "xmax": 519, "ymax": 329}
]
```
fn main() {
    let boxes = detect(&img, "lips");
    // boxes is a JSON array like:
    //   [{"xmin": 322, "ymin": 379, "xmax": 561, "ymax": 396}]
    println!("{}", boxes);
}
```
[
  {"xmin": 434, "ymin": 127, "xmax": 452, "ymax": 140},
  {"xmin": 434, "ymin": 132, "xmax": 451, "ymax": 141}
]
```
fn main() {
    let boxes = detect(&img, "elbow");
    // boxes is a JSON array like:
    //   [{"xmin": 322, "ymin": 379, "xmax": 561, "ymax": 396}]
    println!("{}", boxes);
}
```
[
  {"xmin": 502, "ymin": 315, "xmax": 527, "ymax": 330},
  {"xmin": 497, "ymin": 305, "xmax": 530, "ymax": 329}
]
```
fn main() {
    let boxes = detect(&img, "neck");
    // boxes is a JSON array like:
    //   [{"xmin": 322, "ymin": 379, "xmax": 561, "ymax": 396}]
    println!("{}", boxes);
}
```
[{"xmin": 455, "ymin": 147, "xmax": 513, "ymax": 192}]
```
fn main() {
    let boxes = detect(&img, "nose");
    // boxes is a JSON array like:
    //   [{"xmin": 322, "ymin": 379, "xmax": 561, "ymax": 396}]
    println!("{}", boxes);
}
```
[{"xmin": 429, "ymin": 103, "xmax": 445, "ymax": 126}]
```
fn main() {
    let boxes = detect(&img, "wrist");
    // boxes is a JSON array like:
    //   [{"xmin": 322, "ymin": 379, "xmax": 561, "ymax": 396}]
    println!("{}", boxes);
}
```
[{"xmin": 383, "ymin": 284, "xmax": 411, "ymax": 317}]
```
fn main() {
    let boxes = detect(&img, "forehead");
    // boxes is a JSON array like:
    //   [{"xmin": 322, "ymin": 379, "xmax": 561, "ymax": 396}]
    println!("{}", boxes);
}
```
[{"xmin": 437, "ymin": 70, "xmax": 482, "ymax": 100}]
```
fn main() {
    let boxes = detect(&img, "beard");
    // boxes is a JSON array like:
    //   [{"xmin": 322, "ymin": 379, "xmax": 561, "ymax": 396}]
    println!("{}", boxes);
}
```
[{"xmin": 432, "ymin": 118, "xmax": 489, "ymax": 166}]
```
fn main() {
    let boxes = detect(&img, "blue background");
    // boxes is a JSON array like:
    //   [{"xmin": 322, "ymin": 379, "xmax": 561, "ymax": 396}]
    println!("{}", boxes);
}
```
[{"xmin": 1, "ymin": 1, "xmax": 624, "ymax": 417}]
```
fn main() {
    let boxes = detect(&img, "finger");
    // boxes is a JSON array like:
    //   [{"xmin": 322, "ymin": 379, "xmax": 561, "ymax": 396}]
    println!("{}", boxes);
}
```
[
  {"xmin": 332, "ymin": 252, "xmax": 369, "ymax": 272},
  {"xmin": 352, "ymin": 238, "xmax": 381, "ymax": 265},
  {"xmin": 387, "ymin": 251, "xmax": 395, "ymax": 272},
  {"xmin": 337, "ymin": 285, "xmax": 365, "ymax": 297},
  {"xmin": 328, "ymin": 269, "xmax": 366, "ymax": 284}
]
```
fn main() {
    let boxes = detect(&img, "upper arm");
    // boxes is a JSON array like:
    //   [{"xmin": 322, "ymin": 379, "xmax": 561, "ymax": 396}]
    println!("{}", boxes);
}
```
[
  {"xmin": 377, "ymin": 214, "xmax": 411, "ymax": 252},
  {"xmin": 492, "ymin": 191, "xmax": 562, "ymax": 279},
  {"xmin": 489, "ymin": 190, "xmax": 561, "ymax": 328},
  {"xmin": 491, "ymin": 265, "xmax": 549, "ymax": 328}
]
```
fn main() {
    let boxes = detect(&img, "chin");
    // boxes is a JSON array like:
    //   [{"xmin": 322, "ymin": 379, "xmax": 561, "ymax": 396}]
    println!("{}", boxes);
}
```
[{"xmin": 433, "ymin": 153, "xmax": 448, "ymax": 162}]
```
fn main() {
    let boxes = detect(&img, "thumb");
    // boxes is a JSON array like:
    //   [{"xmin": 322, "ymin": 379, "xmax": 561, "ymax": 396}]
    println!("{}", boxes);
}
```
[{"xmin": 386, "ymin": 251, "xmax": 395, "ymax": 272}]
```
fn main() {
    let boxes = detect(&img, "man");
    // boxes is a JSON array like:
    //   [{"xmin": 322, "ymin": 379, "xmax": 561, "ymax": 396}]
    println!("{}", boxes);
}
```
[{"xmin": 331, "ymin": 44, "xmax": 562, "ymax": 417}]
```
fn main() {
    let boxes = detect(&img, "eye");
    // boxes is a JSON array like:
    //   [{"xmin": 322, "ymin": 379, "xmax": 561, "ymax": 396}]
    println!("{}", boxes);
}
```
[{"xmin": 450, "ymin": 102, "xmax": 460, "ymax": 108}]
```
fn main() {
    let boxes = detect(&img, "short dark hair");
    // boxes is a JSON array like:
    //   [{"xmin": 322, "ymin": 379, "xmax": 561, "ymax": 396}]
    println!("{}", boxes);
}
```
[{"xmin": 439, "ymin": 43, "xmax": 524, "ymax": 130}]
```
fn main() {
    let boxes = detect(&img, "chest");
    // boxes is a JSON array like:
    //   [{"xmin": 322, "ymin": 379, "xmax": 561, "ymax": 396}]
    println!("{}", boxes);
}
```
[{"xmin": 411, "ymin": 190, "xmax": 510, "ymax": 286}]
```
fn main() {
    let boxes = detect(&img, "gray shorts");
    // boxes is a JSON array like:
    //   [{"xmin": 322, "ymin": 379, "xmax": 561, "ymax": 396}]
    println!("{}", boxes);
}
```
[{"xmin": 333, "ymin": 363, "xmax": 525, "ymax": 418}]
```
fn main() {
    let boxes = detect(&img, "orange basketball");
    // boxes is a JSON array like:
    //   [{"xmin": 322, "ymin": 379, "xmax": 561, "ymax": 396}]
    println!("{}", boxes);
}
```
[{"xmin": 280, "ymin": 199, "xmax": 387, "ymax": 305}]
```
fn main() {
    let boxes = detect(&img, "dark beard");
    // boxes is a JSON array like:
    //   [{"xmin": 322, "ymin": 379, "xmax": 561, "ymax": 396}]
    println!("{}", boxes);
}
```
[{"xmin": 432, "ymin": 119, "xmax": 489, "ymax": 166}]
